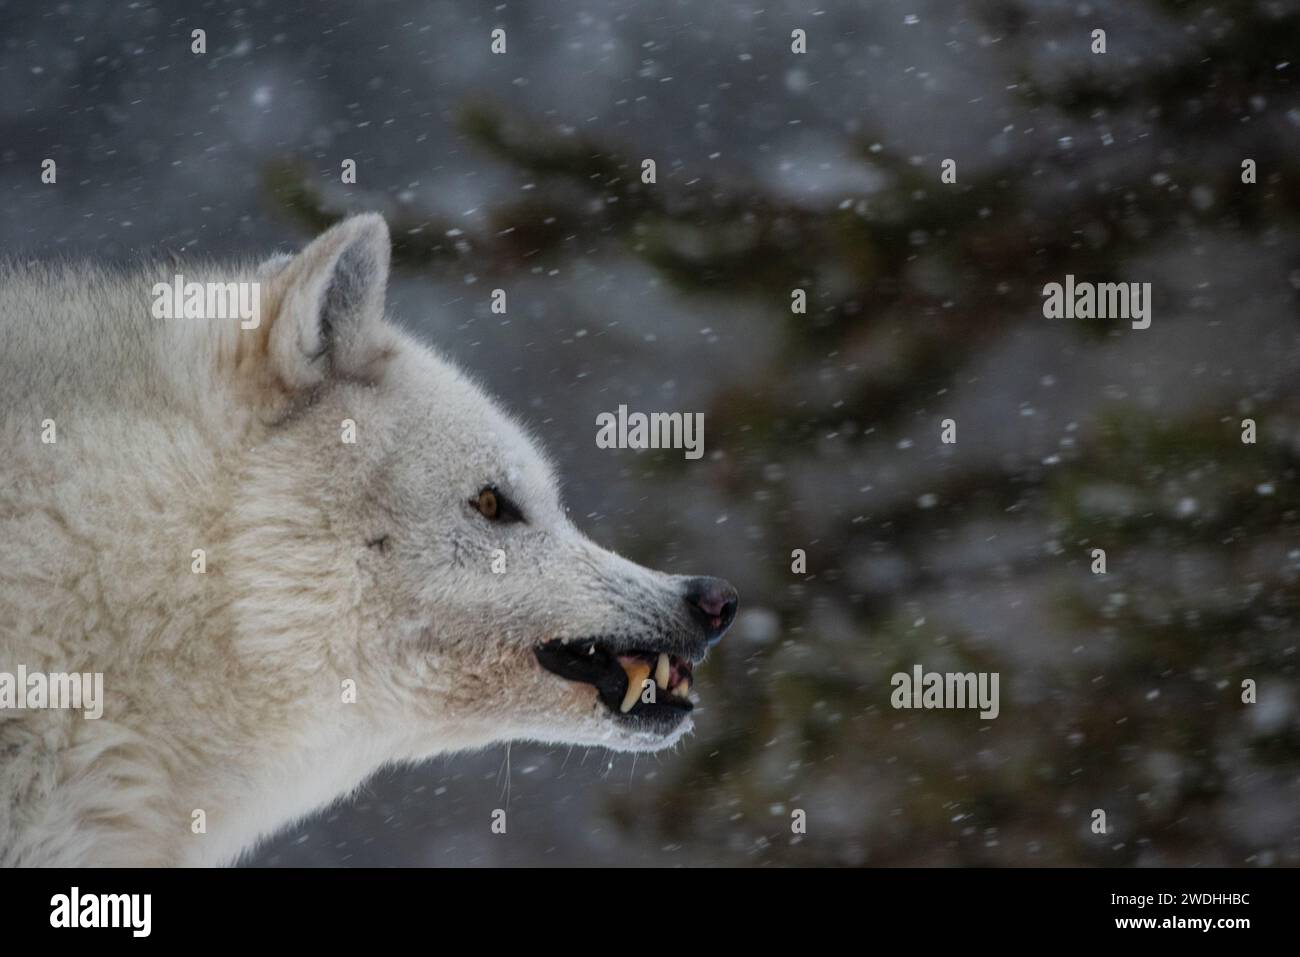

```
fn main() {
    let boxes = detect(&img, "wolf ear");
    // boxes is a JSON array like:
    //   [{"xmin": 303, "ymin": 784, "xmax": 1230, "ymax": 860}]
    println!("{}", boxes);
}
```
[{"xmin": 264, "ymin": 213, "xmax": 392, "ymax": 391}]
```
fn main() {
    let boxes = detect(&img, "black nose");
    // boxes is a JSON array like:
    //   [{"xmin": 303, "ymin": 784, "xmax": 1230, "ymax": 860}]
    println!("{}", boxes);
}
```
[{"xmin": 683, "ymin": 577, "xmax": 739, "ymax": 645}]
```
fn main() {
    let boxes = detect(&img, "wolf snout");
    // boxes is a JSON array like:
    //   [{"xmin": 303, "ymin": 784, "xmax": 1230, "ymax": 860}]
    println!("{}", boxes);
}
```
[{"xmin": 683, "ymin": 576, "xmax": 738, "ymax": 646}]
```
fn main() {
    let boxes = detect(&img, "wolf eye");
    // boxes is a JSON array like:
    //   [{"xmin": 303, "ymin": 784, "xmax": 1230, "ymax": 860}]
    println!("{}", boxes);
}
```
[{"xmin": 471, "ymin": 485, "xmax": 524, "ymax": 523}]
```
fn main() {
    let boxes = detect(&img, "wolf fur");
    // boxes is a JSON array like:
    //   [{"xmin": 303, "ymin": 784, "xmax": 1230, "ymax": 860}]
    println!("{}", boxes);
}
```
[{"xmin": 0, "ymin": 214, "xmax": 733, "ymax": 866}]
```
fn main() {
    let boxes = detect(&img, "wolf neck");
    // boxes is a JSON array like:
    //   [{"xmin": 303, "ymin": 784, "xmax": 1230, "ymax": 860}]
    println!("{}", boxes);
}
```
[
  {"xmin": 0, "ymin": 261, "xmax": 361, "ymax": 864},
  {"xmin": 183, "ymin": 716, "xmax": 399, "ymax": 866}
]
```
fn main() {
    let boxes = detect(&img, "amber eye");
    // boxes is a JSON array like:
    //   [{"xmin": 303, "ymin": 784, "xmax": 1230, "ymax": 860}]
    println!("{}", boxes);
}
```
[
  {"xmin": 470, "ymin": 485, "xmax": 525, "ymax": 523},
  {"xmin": 475, "ymin": 487, "xmax": 499, "ymax": 520}
]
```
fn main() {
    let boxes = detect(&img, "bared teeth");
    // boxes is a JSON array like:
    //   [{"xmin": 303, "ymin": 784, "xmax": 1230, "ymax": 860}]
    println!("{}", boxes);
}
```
[
  {"xmin": 672, "ymin": 677, "xmax": 690, "ymax": 698},
  {"xmin": 620, "ymin": 661, "xmax": 651, "ymax": 713},
  {"xmin": 655, "ymin": 653, "xmax": 671, "ymax": 690}
]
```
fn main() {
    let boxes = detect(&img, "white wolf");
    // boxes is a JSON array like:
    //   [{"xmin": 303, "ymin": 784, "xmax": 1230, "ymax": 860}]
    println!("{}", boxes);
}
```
[{"xmin": 0, "ymin": 214, "xmax": 738, "ymax": 866}]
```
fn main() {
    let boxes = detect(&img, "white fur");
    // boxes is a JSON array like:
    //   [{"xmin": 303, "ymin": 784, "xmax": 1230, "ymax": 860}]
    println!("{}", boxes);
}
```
[{"xmin": 0, "ymin": 215, "xmax": 710, "ymax": 866}]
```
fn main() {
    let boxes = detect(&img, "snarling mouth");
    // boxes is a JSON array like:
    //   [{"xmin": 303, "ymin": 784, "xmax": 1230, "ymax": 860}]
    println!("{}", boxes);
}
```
[{"xmin": 534, "ymin": 638, "xmax": 696, "ymax": 729}]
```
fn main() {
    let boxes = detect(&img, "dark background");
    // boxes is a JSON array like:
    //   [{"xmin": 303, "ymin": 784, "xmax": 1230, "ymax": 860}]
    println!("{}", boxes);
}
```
[{"xmin": 2, "ymin": 0, "xmax": 1298, "ymax": 865}]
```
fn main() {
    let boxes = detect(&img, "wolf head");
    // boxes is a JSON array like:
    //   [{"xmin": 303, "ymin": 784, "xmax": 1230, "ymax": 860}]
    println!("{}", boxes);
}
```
[{"xmin": 225, "ymin": 213, "xmax": 737, "ymax": 757}]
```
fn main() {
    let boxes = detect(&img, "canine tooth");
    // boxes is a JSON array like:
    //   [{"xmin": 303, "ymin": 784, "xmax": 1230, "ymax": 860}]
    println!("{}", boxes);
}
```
[
  {"xmin": 672, "ymin": 677, "xmax": 690, "ymax": 699},
  {"xmin": 620, "ymin": 662, "xmax": 651, "ymax": 713},
  {"xmin": 655, "ymin": 653, "xmax": 670, "ymax": 690}
]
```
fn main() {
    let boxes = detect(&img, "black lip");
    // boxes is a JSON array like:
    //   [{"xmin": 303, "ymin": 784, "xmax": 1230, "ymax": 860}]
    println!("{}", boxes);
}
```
[{"xmin": 534, "ymin": 638, "xmax": 695, "ymax": 723}]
